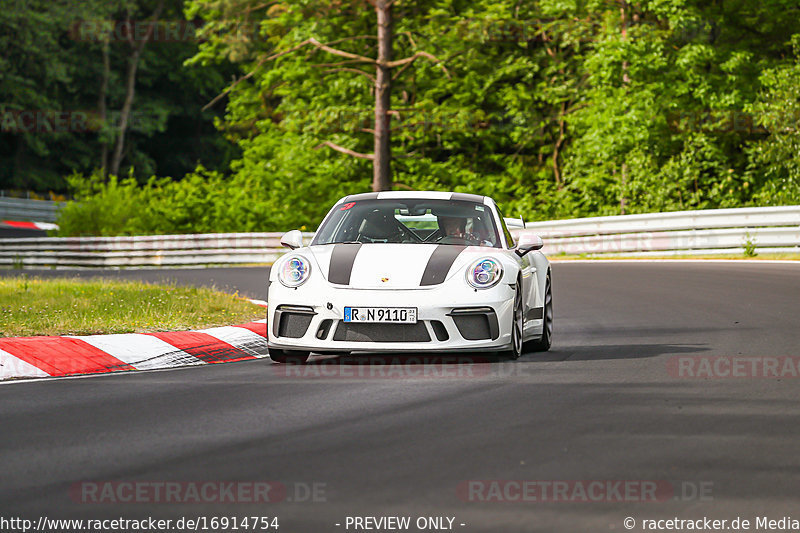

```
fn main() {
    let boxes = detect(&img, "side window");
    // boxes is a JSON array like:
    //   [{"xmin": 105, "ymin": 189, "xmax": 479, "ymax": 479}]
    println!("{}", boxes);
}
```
[{"xmin": 497, "ymin": 210, "xmax": 515, "ymax": 249}]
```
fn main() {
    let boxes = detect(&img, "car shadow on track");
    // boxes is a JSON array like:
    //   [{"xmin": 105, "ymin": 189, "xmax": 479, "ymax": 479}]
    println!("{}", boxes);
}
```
[
  {"xmin": 524, "ymin": 342, "xmax": 710, "ymax": 362},
  {"xmin": 266, "ymin": 344, "xmax": 711, "ymax": 381},
  {"xmin": 304, "ymin": 353, "xmax": 502, "ymax": 365},
  {"xmin": 287, "ymin": 342, "xmax": 708, "ymax": 368}
]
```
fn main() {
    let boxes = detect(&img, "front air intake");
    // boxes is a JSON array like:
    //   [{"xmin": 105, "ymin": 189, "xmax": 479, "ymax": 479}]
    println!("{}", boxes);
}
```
[
  {"xmin": 274, "ymin": 305, "xmax": 316, "ymax": 339},
  {"xmin": 333, "ymin": 322, "xmax": 431, "ymax": 342},
  {"xmin": 448, "ymin": 307, "xmax": 499, "ymax": 341}
]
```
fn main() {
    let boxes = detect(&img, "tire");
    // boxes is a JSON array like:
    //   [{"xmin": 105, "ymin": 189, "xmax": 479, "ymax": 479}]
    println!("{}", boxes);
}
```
[
  {"xmin": 268, "ymin": 348, "xmax": 310, "ymax": 364},
  {"xmin": 525, "ymin": 272, "xmax": 553, "ymax": 352},
  {"xmin": 500, "ymin": 278, "xmax": 524, "ymax": 360}
]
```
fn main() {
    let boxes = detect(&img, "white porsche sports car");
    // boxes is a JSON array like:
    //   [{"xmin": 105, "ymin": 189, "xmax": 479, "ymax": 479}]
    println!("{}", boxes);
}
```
[{"xmin": 267, "ymin": 191, "xmax": 552, "ymax": 363}]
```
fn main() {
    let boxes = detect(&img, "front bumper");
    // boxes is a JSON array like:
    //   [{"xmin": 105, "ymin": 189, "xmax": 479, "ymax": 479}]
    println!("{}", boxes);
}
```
[{"xmin": 267, "ymin": 282, "xmax": 516, "ymax": 354}]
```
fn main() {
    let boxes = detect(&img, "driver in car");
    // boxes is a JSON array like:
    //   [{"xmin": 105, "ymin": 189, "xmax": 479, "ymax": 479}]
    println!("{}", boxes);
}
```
[
  {"xmin": 439, "ymin": 215, "xmax": 467, "ymax": 240},
  {"xmin": 436, "ymin": 215, "xmax": 493, "ymax": 246}
]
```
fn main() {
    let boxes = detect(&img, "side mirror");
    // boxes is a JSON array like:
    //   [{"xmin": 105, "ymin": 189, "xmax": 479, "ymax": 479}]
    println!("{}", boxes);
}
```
[
  {"xmin": 515, "ymin": 233, "xmax": 544, "ymax": 257},
  {"xmin": 280, "ymin": 230, "xmax": 304, "ymax": 250}
]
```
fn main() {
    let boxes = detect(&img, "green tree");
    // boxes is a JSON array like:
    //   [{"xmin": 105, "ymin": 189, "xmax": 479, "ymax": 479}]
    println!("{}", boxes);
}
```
[
  {"xmin": 746, "ymin": 34, "xmax": 800, "ymax": 205},
  {"xmin": 57, "ymin": 0, "xmax": 800, "ymax": 235},
  {"xmin": 561, "ymin": 0, "xmax": 800, "ymax": 216},
  {"xmin": 0, "ymin": 0, "xmax": 238, "ymax": 192}
]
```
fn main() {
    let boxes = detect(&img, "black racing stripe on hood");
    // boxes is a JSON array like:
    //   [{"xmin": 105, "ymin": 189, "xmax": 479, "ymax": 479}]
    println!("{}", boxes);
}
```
[
  {"xmin": 420, "ymin": 245, "xmax": 466, "ymax": 286},
  {"xmin": 328, "ymin": 243, "xmax": 362, "ymax": 285}
]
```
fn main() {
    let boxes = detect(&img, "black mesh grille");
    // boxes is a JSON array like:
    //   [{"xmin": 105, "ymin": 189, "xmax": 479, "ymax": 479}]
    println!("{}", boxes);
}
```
[
  {"xmin": 278, "ymin": 313, "xmax": 314, "ymax": 338},
  {"xmin": 333, "ymin": 322, "xmax": 431, "ymax": 342},
  {"xmin": 431, "ymin": 321, "xmax": 449, "ymax": 341},
  {"xmin": 452, "ymin": 315, "xmax": 492, "ymax": 340},
  {"xmin": 316, "ymin": 319, "xmax": 333, "ymax": 340}
]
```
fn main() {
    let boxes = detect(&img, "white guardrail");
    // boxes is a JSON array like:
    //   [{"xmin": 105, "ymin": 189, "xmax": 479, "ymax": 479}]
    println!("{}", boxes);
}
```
[
  {"xmin": 0, "ymin": 233, "xmax": 315, "ymax": 268},
  {"xmin": 520, "ymin": 205, "xmax": 800, "ymax": 257},
  {"xmin": 0, "ymin": 197, "xmax": 64, "ymax": 223},
  {"xmin": 0, "ymin": 206, "xmax": 797, "ymax": 268}
]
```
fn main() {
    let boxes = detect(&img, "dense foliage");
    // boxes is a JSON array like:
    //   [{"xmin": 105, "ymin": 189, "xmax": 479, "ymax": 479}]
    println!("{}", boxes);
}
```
[
  {"xmin": 2, "ymin": 1, "xmax": 799, "ymax": 234},
  {"xmin": 0, "ymin": 0, "xmax": 238, "ymax": 191}
]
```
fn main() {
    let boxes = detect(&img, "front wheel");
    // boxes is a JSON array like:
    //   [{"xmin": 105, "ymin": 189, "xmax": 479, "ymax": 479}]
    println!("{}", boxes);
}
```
[
  {"xmin": 268, "ymin": 348, "xmax": 310, "ymax": 364},
  {"xmin": 500, "ymin": 279, "xmax": 524, "ymax": 360},
  {"xmin": 525, "ymin": 272, "xmax": 553, "ymax": 352}
]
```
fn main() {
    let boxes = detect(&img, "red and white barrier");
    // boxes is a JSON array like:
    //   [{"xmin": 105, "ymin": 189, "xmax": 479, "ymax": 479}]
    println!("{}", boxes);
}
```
[
  {"xmin": 0, "ymin": 319, "xmax": 268, "ymax": 381},
  {"xmin": 1, "ymin": 220, "xmax": 58, "ymax": 231}
]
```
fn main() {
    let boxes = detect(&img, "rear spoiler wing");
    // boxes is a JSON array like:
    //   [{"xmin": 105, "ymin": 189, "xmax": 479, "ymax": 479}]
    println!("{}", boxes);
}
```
[{"xmin": 504, "ymin": 217, "xmax": 526, "ymax": 229}]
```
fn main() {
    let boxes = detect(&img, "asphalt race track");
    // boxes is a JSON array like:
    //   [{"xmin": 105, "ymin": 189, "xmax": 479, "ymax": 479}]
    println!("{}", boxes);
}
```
[
  {"xmin": 1, "ymin": 262, "xmax": 800, "ymax": 532},
  {"xmin": 0, "ymin": 227, "xmax": 48, "ymax": 238}
]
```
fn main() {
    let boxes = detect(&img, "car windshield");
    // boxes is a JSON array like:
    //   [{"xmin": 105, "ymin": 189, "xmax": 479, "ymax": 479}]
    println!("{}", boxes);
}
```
[{"xmin": 311, "ymin": 199, "xmax": 501, "ymax": 247}]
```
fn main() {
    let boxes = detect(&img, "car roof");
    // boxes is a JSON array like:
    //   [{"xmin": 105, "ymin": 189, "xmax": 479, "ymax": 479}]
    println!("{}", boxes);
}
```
[{"xmin": 339, "ymin": 191, "xmax": 488, "ymax": 204}]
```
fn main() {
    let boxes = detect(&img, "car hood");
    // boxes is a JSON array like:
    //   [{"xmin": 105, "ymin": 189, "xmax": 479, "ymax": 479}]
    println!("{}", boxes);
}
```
[{"xmin": 307, "ymin": 243, "xmax": 487, "ymax": 289}]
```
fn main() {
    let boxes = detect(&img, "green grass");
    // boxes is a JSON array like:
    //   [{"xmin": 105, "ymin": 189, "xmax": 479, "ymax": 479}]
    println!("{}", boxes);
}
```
[{"xmin": 0, "ymin": 276, "xmax": 265, "ymax": 337}]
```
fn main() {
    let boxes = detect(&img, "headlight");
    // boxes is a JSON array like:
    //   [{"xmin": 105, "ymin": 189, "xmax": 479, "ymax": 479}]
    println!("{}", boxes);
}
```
[
  {"xmin": 466, "ymin": 258, "xmax": 503, "ymax": 289},
  {"xmin": 278, "ymin": 255, "xmax": 311, "ymax": 287}
]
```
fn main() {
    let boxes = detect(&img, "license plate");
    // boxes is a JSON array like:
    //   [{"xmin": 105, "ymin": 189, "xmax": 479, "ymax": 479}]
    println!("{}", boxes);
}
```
[{"xmin": 344, "ymin": 307, "xmax": 417, "ymax": 324}]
